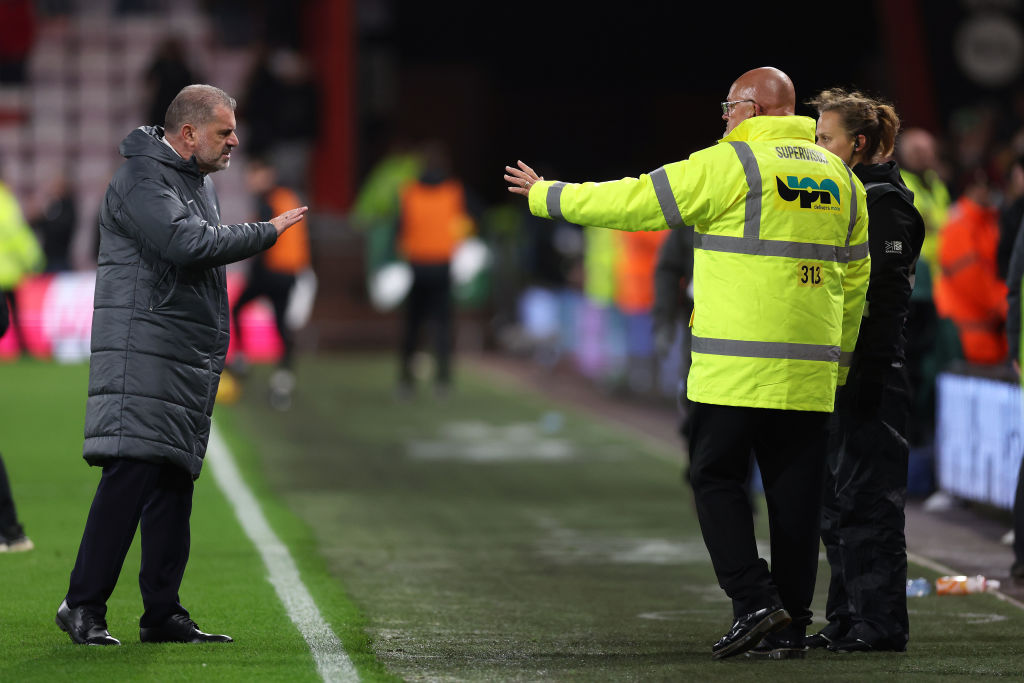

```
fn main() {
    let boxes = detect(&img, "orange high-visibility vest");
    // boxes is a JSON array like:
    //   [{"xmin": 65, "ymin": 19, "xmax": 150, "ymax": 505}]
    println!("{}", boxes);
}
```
[
  {"xmin": 934, "ymin": 197, "xmax": 1007, "ymax": 364},
  {"xmin": 398, "ymin": 180, "xmax": 470, "ymax": 264},
  {"xmin": 262, "ymin": 186, "xmax": 311, "ymax": 274},
  {"xmin": 615, "ymin": 228, "xmax": 668, "ymax": 314}
]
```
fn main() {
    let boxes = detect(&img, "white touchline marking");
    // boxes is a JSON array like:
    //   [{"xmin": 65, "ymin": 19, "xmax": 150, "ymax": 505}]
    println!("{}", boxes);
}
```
[{"xmin": 207, "ymin": 424, "xmax": 359, "ymax": 682}]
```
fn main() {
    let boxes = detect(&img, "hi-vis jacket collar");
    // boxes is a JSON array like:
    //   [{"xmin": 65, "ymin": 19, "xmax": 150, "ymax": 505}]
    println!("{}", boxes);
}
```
[{"xmin": 719, "ymin": 115, "xmax": 817, "ymax": 144}]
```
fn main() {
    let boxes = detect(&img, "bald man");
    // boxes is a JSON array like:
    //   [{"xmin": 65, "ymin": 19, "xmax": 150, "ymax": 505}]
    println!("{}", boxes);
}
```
[{"xmin": 506, "ymin": 67, "xmax": 869, "ymax": 660}]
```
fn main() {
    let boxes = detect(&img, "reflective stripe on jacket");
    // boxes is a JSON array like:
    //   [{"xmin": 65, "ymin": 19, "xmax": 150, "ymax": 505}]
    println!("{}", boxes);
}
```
[{"xmin": 528, "ymin": 116, "xmax": 869, "ymax": 412}]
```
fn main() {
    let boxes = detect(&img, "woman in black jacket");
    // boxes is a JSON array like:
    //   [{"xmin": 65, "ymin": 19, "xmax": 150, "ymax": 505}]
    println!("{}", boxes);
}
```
[
  {"xmin": 812, "ymin": 88, "xmax": 925, "ymax": 654},
  {"xmin": 749, "ymin": 89, "xmax": 925, "ymax": 658}
]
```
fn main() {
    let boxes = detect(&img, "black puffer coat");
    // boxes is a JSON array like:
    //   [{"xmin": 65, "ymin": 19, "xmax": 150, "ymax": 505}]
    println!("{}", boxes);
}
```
[{"xmin": 84, "ymin": 126, "xmax": 277, "ymax": 477}]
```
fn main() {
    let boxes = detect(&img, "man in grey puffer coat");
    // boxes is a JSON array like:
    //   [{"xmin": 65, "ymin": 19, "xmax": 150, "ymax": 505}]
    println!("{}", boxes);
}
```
[{"xmin": 55, "ymin": 84, "xmax": 307, "ymax": 646}]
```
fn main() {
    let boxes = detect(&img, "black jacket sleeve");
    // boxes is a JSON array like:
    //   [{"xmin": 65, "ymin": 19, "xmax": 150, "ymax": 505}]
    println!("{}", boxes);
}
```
[
  {"xmin": 854, "ymin": 193, "xmax": 924, "ymax": 370},
  {"xmin": 652, "ymin": 226, "xmax": 693, "ymax": 330},
  {"xmin": 119, "ymin": 178, "xmax": 277, "ymax": 270},
  {"xmin": 1005, "ymin": 212, "xmax": 1024, "ymax": 362}
]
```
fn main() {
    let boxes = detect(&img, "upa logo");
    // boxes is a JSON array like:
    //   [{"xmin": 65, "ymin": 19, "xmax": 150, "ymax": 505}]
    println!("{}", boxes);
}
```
[{"xmin": 776, "ymin": 175, "xmax": 842, "ymax": 210}]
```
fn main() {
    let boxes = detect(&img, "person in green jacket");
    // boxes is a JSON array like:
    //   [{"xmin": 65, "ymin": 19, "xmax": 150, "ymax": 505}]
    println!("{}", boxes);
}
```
[
  {"xmin": 506, "ymin": 66, "xmax": 869, "ymax": 661},
  {"xmin": 0, "ymin": 174, "xmax": 43, "ymax": 354}
]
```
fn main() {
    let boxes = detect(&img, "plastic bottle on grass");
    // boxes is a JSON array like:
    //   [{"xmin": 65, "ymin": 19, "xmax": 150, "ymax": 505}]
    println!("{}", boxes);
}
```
[
  {"xmin": 906, "ymin": 577, "xmax": 931, "ymax": 597},
  {"xmin": 935, "ymin": 575, "xmax": 1001, "ymax": 595}
]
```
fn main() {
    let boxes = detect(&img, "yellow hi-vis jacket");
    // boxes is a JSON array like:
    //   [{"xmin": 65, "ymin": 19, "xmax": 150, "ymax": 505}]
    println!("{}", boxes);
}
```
[
  {"xmin": 0, "ymin": 181, "xmax": 43, "ymax": 290},
  {"xmin": 528, "ymin": 115, "xmax": 869, "ymax": 412}
]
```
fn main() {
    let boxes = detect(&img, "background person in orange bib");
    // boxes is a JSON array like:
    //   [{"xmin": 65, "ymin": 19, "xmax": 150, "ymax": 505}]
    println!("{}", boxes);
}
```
[
  {"xmin": 230, "ymin": 156, "xmax": 311, "ymax": 410},
  {"xmin": 396, "ymin": 143, "xmax": 473, "ymax": 397}
]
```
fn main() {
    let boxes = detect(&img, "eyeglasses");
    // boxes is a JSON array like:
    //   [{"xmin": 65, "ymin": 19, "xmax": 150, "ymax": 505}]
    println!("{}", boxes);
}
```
[{"xmin": 721, "ymin": 99, "xmax": 757, "ymax": 116}]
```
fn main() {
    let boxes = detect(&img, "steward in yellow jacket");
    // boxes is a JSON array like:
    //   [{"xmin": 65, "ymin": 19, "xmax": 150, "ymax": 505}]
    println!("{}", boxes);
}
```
[
  {"xmin": 505, "ymin": 66, "xmax": 868, "ymax": 661},
  {"xmin": 522, "ymin": 125, "xmax": 867, "ymax": 412}
]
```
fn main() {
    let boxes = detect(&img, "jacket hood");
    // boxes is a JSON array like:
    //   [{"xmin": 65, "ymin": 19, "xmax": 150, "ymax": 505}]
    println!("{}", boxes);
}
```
[
  {"xmin": 119, "ymin": 126, "xmax": 203, "ymax": 177},
  {"xmin": 855, "ymin": 160, "xmax": 914, "ymax": 205}
]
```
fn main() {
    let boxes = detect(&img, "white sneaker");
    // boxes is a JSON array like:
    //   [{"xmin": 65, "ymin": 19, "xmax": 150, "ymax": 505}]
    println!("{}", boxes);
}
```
[
  {"xmin": 923, "ymin": 490, "xmax": 957, "ymax": 512},
  {"xmin": 7, "ymin": 536, "xmax": 33, "ymax": 552},
  {"xmin": 0, "ymin": 535, "xmax": 33, "ymax": 552},
  {"xmin": 269, "ymin": 369, "xmax": 296, "ymax": 394}
]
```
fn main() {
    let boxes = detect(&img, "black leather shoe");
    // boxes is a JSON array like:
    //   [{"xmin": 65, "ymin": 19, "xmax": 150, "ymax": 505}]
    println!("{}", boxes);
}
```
[
  {"xmin": 828, "ymin": 636, "xmax": 876, "ymax": 653},
  {"xmin": 55, "ymin": 600, "xmax": 121, "ymax": 646},
  {"xmin": 828, "ymin": 631, "xmax": 906, "ymax": 654},
  {"xmin": 804, "ymin": 631, "xmax": 833, "ymax": 649},
  {"xmin": 711, "ymin": 605, "xmax": 791, "ymax": 660},
  {"xmin": 746, "ymin": 632, "xmax": 808, "ymax": 659},
  {"xmin": 140, "ymin": 614, "xmax": 233, "ymax": 643}
]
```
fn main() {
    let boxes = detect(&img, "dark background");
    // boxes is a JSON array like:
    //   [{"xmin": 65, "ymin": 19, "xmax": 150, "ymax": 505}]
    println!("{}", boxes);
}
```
[{"xmin": 351, "ymin": 0, "xmax": 1023, "ymax": 203}]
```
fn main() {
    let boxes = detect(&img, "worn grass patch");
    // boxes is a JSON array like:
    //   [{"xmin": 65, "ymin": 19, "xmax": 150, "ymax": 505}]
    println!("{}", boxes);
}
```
[{"xmin": 221, "ymin": 353, "xmax": 1024, "ymax": 681}]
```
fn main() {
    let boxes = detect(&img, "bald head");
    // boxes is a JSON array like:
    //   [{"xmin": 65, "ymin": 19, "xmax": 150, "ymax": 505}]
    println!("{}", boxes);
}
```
[
  {"xmin": 722, "ymin": 66, "xmax": 795, "ymax": 136},
  {"xmin": 733, "ymin": 67, "xmax": 795, "ymax": 114},
  {"xmin": 897, "ymin": 128, "xmax": 938, "ymax": 174}
]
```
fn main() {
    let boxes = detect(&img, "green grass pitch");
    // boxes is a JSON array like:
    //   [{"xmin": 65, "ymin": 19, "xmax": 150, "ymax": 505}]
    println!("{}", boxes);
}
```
[{"xmin": 1, "ymin": 356, "xmax": 1023, "ymax": 681}]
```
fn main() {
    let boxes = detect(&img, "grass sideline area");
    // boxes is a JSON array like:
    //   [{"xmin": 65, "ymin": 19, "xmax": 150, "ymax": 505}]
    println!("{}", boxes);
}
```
[
  {"xmin": 1, "ymin": 355, "xmax": 1023, "ymax": 681},
  {"xmin": 224, "ymin": 354, "xmax": 1024, "ymax": 681},
  {"xmin": 0, "ymin": 360, "xmax": 394, "ymax": 682}
]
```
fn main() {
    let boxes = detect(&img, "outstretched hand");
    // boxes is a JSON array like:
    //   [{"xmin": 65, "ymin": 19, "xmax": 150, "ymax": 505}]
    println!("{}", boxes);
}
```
[
  {"xmin": 270, "ymin": 206, "xmax": 309, "ymax": 236},
  {"xmin": 504, "ymin": 160, "xmax": 543, "ymax": 197}
]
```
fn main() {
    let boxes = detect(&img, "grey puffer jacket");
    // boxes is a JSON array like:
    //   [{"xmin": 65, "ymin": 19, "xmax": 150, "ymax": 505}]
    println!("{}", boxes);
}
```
[{"xmin": 84, "ymin": 126, "xmax": 278, "ymax": 477}]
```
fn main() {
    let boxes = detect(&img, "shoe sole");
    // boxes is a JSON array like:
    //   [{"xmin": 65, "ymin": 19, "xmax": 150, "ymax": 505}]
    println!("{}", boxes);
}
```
[
  {"xmin": 746, "ymin": 647, "xmax": 808, "ymax": 660},
  {"xmin": 140, "ymin": 626, "xmax": 234, "ymax": 644},
  {"xmin": 804, "ymin": 637, "xmax": 833, "ymax": 650},
  {"xmin": 712, "ymin": 608, "xmax": 792, "ymax": 660},
  {"xmin": 829, "ymin": 642, "xmax": 907, "ymax": 654},
  {"xmin": 140, "ymin": 637, "xmax": 233, "ymax": 643}
]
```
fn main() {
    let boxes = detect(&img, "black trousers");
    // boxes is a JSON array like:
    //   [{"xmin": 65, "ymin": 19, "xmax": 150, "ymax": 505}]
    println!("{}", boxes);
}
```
[
  {"xmin": 399, "ymin": 263, "xmax": 453, "ymax": 386},
  {"xmin": 232, "ymin": 262, "xmax": 297, "ymax": 368},
  {"xmin": 820, "ymin": 366, "xmax": 910, "ymax": 647},
  {"xmin": 0, "ymin": 452, "xmax": 21, "ymax": 535},
  {"xmin": 65, "ymin": 459, "xmax": 193, "ymax": 627},
  {"xmin": 688, "ymin": 402, "xmax": 828, "ymax": 630},
  {"xmin": 2, "ymin": 290, "xmax": 27, "ymax": 354}
]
